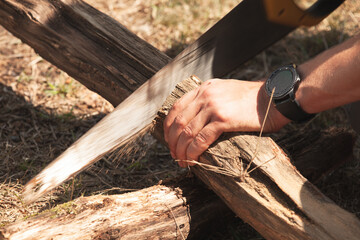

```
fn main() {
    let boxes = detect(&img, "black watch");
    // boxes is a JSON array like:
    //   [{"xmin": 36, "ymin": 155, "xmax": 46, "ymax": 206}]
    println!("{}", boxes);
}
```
[{"xmin": 265, "ymin": 64, "xmax": 315, "ymax": 122}]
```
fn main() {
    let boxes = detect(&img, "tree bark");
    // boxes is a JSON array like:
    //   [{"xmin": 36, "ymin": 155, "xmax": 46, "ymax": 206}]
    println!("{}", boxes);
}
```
[
  {"xmin": 2, "ymin": 77, "xmax": 357, "ymax": 240},
  {"xmin": 0, "ymin": 0, "xmax": 171, "ymax": 106},
  {"xmin": 1, "ymin": 1, "xmax": 359, "ymax": 239},
  {"xmin": 0, "ymin": 124, "xmax": 355, "ymax": 240},
  {"xmin": 152, "ymin": 76, "xmax": 360, "ymax": 240},
  {"xmin": 0, "ymin": 178, "xmax": 234, "ymax": 240}
]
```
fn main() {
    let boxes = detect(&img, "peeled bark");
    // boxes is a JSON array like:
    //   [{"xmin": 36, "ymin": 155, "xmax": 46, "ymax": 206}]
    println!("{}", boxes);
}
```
[
  {"xmin": 1, "ymin": 116, "xmax": 356, "ymax": 239},
  {"xmin": 152, "ymin": 76, "xmax": 360, "ymax": 240},
  {"xmin": 0, "ymin": 123, "xmax": 356, "ymax": 240},
  {"xmin": 1, "ymin": 1, "xmax": 358, "ymax": 239}
]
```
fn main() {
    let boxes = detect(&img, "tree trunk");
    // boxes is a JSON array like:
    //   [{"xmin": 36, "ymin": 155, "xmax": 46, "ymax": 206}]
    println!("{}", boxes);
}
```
[
  {"xmin": 0, "ymin": 0, "xmax": 171, "ymax": 106},
  {"xmin": 152, "ymin": 76, "xmax": 360, "ymax": 240}
]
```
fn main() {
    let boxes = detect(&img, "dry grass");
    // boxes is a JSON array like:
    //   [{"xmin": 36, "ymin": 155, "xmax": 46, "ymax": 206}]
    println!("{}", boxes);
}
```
[
  {"xmin": 88, "ymin": 0, "xmax": 238, "ymax": 57},
  {"xmin": 1, "ymin": 0, "xmax": 360, "ymax": 239}
]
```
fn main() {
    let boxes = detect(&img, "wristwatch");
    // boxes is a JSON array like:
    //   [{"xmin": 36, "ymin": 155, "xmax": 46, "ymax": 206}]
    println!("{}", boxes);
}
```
[{"xmin": 265, "ymin": 64, "xmax": 315, "ymax": 122}]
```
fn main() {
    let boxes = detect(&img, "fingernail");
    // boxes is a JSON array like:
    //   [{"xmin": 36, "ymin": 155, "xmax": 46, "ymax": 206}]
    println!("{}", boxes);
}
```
[{"xmin": 170, "ymin": 151, "xmax": 176, "ymax": 159}]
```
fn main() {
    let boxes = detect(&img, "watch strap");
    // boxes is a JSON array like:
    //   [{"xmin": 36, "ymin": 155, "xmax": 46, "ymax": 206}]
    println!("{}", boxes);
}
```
[{"xmin": 274, "ymin": 98, "xmax": 315, "ymax": 122}]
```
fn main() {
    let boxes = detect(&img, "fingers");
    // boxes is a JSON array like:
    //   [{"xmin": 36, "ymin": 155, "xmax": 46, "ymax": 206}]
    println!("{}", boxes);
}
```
[
  {"xmin": 182, "ymin": 121, "xmax": 224, "ymax": 167},
  {"xmin": 167, "ymin": 101, "xmax": 202, "ymax": 159},
  {"xmin": 163, "ymin": 88, "xmax": 199, "ymax": 153},
  {"xmin": 175, "ymin": 109, "xmax": 210, "ymax": 161},
  {"xmin": 163, "ymin": 80, "xmax": 225, "ymax": 168}
]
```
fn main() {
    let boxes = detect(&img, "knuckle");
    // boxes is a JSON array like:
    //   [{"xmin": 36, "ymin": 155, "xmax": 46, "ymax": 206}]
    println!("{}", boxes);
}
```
[
  {"xmin": 204, "ymin": 80, "xmax": 213, "ymax": 86},
  {"xmin": 206, "ymin": 98, "xmax": 218, "ymax": 109},
  {"xmin": 201, "ymin": 87, "xmax": 215, "ymax": 98},
  {"xmin": 194, "ymin": 131, "xmax": 209, "ymax": 146},
  {"xmin": 204, "ymin": 79, "xmax": 219, "ymax": 85},
  {"xmin": 182, "ymin": 126, "xmax": 195, "ymax": 139},
  {"xmin": 172, "ymin": 99, "xmax": 183, "ymax": 111},
  {"xmin": 200, "ymin": 83, "xmax": 217, "ymax": 98},
  {"xmin": 193, "ymin": 126, "xmax": 222, "ymax": 147},
  {"xmin": 208, "ymin": 106, "xmax": 229, "ymax": 123},
  {"xmin": 174, "ymin": 114, "xmax": 187, "ymax": 128},
  {"xmin": 213, "ymin": 110, "xmax": 229, "ymax": 123}
]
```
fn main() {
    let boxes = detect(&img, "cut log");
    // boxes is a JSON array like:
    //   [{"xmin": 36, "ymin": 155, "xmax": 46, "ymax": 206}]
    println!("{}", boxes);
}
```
[
  {"xmin": 152, "ymin": 76, "xmax": 360, "ymax": 240},
  {"xmin": 1, "ymin": 1, "xmax": 359, "ymax": 239},
  {"xmin": 0, "ymin": 125, "xmax": 355, "ymax": 240},
  {"xmin": 0, "ymin": 178, "xmax": 234, "ymax": 240},
  {"xmin": 2, "ymin": 77, "xmax": 357, "ymax": 240},
  {"xmin": 0, "ymin": 0, "xmax": 171, "ymax": 106}
]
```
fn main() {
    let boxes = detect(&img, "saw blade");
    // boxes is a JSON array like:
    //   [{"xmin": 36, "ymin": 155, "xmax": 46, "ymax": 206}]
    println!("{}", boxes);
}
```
[{"xmin": 23, "ymin": 0, "xmax": 343, "ymax": 203}]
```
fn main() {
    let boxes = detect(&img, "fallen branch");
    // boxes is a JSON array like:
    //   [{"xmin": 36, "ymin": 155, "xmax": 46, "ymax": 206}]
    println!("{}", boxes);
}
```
[{"xmin": 0, "ymin": 0, "xmax": 170, "ymax": 106}]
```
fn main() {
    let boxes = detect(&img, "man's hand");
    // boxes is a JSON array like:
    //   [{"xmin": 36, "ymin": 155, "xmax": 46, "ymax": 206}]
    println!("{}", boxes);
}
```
[
  {"xmin": 163, "ymin": 79, "xmax": 290, "ymax": 167},
  {"xmin": 164, "ymin": 34, "xmax": 360, "ymax": 168}
]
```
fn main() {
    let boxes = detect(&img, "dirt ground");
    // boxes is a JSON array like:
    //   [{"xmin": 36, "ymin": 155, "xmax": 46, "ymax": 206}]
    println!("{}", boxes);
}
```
[{"xmin": 1, "ymin": 0, "xmax": 360, "ymax": 239}]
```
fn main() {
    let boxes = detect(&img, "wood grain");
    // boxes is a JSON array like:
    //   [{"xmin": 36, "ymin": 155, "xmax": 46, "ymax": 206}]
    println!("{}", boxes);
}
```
[
  {"xmin": 1, "ymin": 122, "xmax": 356, "ymax": 239},
  {"xmin": 0, "ymin": 178, "xmax": 233, "ymax": 240},
  {"xmin": 0, "ymin": 0, "xmax": 170, "ymax": 106},
  {"xmin": 1, "ymin": 77, "xmax": 357, "ymax": 239},
  {"xmin": 153, "ymin": 76, "xmax": 360, "ymax": 240}
]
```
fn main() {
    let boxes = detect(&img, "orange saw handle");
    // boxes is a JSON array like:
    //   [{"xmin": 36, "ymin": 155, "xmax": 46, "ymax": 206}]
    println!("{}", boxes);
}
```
[{"xmin": 263, "ymin": 0, "xmax": 344, "ymax": 27}]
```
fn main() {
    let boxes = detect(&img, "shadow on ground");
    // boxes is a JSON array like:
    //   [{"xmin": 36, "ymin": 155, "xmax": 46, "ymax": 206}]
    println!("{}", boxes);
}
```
[{"xmin": 1, "ymin": 21, "xmax": 359, "ymax": 239}]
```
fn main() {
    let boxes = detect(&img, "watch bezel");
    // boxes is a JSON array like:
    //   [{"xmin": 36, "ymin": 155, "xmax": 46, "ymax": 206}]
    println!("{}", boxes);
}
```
[{"xmin": 265, "ymin": 65, "xmax": 300, "ymax": 100}]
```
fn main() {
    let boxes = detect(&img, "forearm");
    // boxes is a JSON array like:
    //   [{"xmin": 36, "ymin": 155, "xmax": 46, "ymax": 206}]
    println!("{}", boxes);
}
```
[
  {"xmin": 164, "ymin": 34, "xmax": 360, "ymax": 165},
  {"xmin": 296, "ymin": 34, "xmax": 360, "ymax": 114}
]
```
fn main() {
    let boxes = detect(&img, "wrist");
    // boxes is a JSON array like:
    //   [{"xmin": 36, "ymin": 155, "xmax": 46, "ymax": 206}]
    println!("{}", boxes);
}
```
[
  {"xmin": 258, "ymin": 82, "xmax": 291, "ymax": 131},
  {"xmin": 295, "ymin": 63, "xmax": 332, "ymax": 115},
  {"xmin": 295, "ymin": 65, "xmax": 318, "ymax": 114},
  {"xmin": 265, "ymin": 64, "xmax": 315, "ymax": 122}
]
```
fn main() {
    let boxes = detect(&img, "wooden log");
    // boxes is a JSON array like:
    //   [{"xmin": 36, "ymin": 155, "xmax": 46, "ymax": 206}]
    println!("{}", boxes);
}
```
[
  {"xmin": 275, "ymin": 127, "xmax": 355, "ymax": 182},
  {"xmin": 0, "ymin": 178, "xmax": 234, "ymax": 240},
  {"xmin": 0, "ymin": 1, "xmax": 358, "ymax": 238},
  {"xmin": 152, "ymin": 76, "xmax": 360, "ymax": 240},
  {"xmin": 0, "ymin": 125, "xmax": 355, "ymax": 240},
  {"xmin": 0, "ymin": 0, "xmax": 171, "ymax": 106}
]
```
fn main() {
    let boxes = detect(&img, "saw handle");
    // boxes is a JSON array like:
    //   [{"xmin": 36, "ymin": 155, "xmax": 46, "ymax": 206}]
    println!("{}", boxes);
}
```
[{"xmin": 263, "ymin": 0, "xmax": 344, "ymax": 27}]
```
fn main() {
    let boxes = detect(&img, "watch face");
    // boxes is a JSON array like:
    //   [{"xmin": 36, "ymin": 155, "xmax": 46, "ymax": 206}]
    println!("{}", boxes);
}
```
[{"xmin": 266, "ymin": 68, "xmax": 295, "ymax": 99}]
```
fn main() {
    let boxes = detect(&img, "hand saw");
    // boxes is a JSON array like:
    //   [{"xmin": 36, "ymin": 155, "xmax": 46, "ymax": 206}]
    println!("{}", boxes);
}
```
[{"xmin": 23, "ymin": 0, "xmax": 343, "ymax": 203}]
